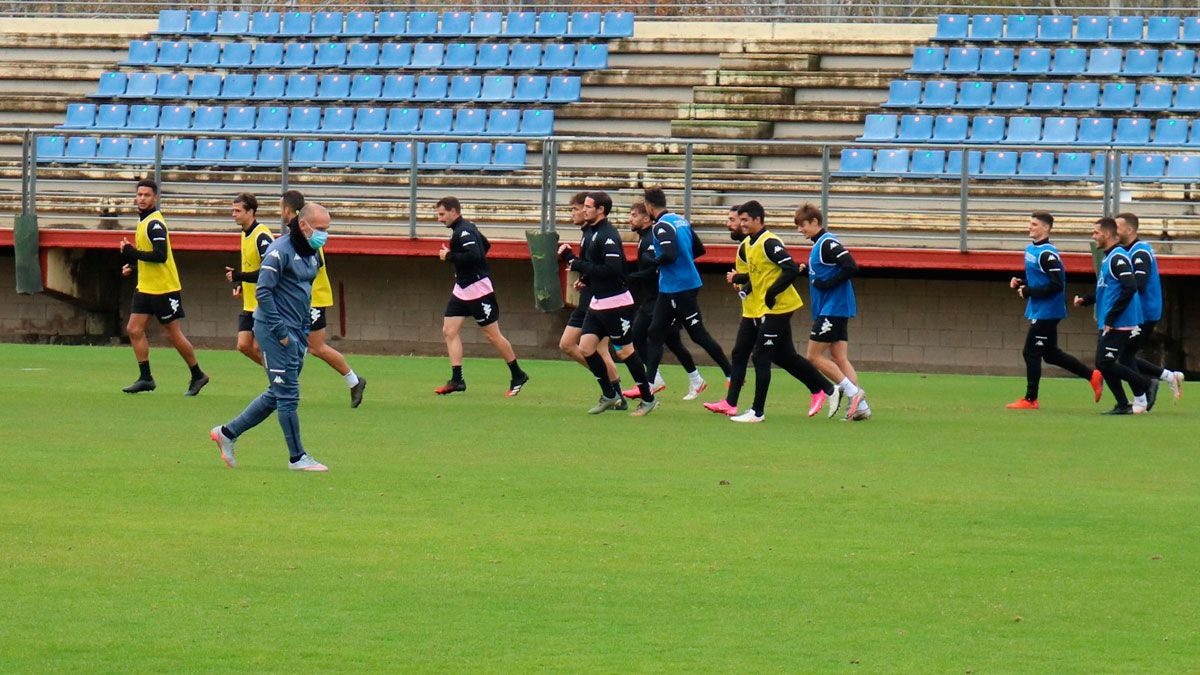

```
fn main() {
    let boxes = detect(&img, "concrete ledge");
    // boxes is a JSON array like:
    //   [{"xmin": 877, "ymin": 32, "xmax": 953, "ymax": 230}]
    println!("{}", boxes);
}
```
[{"xmin": 632, "ymin": 20, "xmax": 933, "ymax": 43}]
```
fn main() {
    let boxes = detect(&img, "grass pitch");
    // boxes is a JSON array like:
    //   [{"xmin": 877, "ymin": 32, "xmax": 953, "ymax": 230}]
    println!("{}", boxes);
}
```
[{"xmin": 1, "ymin": 343, "xmax": 1197, "ymax": 671}]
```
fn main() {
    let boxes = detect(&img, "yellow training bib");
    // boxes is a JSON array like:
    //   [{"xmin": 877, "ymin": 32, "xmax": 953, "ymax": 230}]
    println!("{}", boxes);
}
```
[
  {"xmin": 134, "ymin": 209, "xmax": 181, "ymax": 294},
  {"xmin": 745, "ymin": 230, "xmax": 802, "ymax": 316},
  {"xmin": 239, "ymin": 222, "xmax": 275, "ymax": 312},
  {"xmin": 311, "ymin": 248, "xmax": 333, "ymax": 308}
]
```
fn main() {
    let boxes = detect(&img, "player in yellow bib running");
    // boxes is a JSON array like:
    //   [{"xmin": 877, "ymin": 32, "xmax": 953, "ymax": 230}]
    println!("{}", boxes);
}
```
[
  {"xmin": 119, "ymin": 179, "xmax": 208, "ymax": 395},
  {"xmin": 223, "ymin": 193, "xmax": 274, "ymax": 367}
]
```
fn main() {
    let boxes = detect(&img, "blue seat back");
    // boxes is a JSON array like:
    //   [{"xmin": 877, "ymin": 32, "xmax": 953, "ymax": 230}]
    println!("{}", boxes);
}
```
[
  {"xmin": 982, "ymin": 150, "xmax": 1018, "ymax": 176},
  {"xmin": 1077, "ymin": 117, "xmax": 1115, "ymax": 145},
  {"xmin": 194, "ymin": 138, "xmax": 227, "ymax": 163},
  {"xmin": 344, "ymin": 11, "xmax": 375, "ymax": 36},
  {"xmin": 1028, "ymin": 82, "xmax": 1064, "ymax": 109},
  {"xmin": 537, "ymin": 12, "xmax": 568, "ymax": 37},
  {"xmin": 935, "ymin": 14, "xmax": 968, "ymax": 41},
  {"xmin": 283, "ymin": 42, "xmax": 315, "ymax": 67},
  {"xmin": 509, "ymin": 43, "xmax": 542, "ymax": 69},
  {"xmin": 506, "ymin": 12, "xmax": 536, "ymax": 37},
  {"xmin": 1075, "ymin": 16, "xmax": 1110, "ymax": 42},
  {"xmin": 127, "ymin": 104, "xmax": 160, "ymax": 129},
  {"xmin": 158, "ymin": 73, "xmax": 189, "ymax": 98},
  {"xmin": 256, "ymin": 106, "xmax": 288, "ymax": 132},
  {"xmin": 318, "ymin": 74, "xmax": 350, "ymax": 100},
  {"xmin": 316, "ymin": 42, "xmax": 347, "ymax": 68},
  {"xmin": 224, "ymin": 105, "xmax": 256, "ymax": 131},
  {"xmin": 514, "ymin": 75, "xmax": 548, "ymax": 101},
  {"xmin": 603, "ymin": 11, "xmax": 635, "ymax": 38},
  {"xmin": 124, "ymin": 73, "xmax": 158, "ymax": 98},
  {"xmin": 94, "ymin": 71, "xmax": 127, "ymax": 97},
  {"xmin": 1099, "ymin": 82, "xmax": 1136, "ymax": 110},
  {"xmin": 1037, "ymin": 15, "xmax": 1072, "ymax": 42},
  {"xmin": 858, "ymin": 113, "xmax": 898, "ymax": 141},
  {"xmin": 424, "ymin": 141, "xmax": 460, "ymax": 168},
  {"xmin": 415, "ymin": 75, "xmax": 448, "ymax": 100},
  {"xmin": 969, "ymin": 15, "xmax": 1002, "ymax": 41},
  {"xmin": 188, "ymin": 41, "xmax": 220, "ymax": 67},
  {"xmin": 909, "ymin": 47, "xmax": 945, "ymax": 73},
  {"xmin": 458, "ymin": 142, "xmax": 492, "ymax": 168},
  {"xmin": 910, "ymin": 149, "xmax": 946, "ymax": 175},
  {"xmin": 408, "ymin": 11, "xmax": 438, "ymax": 36},
  {"xmin": 946, "ymin": 149, "xmax": 983, "ymax": 175},
  {"xmin": 129, "ymin": 138, "xmax": 154, "ymax": 161},
  {"xmin": 192, "ymin": 105, "xmax": 224, "ymax": 130},
  {"xmin": 280, "ymin": 11, "xmax": 312, "ymax": 37},
  {"xmin": 1087, "ymin": 48, "xmax": 1122, "ymax": 75},
  {"xmin": 1177, "ymin": 83, "xmax": 1200, "ymax": 111},
  {"xmin": 1138, "ymin": 82, "xmax": 1172, "ymax": 111},
  {"xmin": 188, "ymin": 73, "xmax": 221, "ymax": 99},
  {"xmin": 836, "ymin": 148, "xmax": 872, "ymax": 174},
  {"xmin": 1055, "ymin": 152, "xmax": 1093, "ymax": 178},
  {"xmin": 96, "ymin": 104, "xmax": 128, "ymax": 128},
  {"xmin": 1123, "ymin": 48, "xmax": 1159, "ymax": 76},
  {"xmin": 472, "ymin": 12, "xmax": 503, "ymax": 36},
  {"xmin": 412, "ymin": 43, "xmax": 445, "ymax": 68},
  {"xmin": 186, "ymin": 10, "xmax": 217, "ymax": 35},
  {"xmin": 324, "ymin": 140, "xmax": 358, "ymax": 167},
  {"xmin": 312, "ymin": 11, "xmax": 343, "ymax": 36},
  {"xmin": 575, "ymin": 44, "xmax": 609, "ymax": 70},
  {"xmin": 156, "ymin": 9, "xmax": 186, "ymax": 34},
  {"xmin": 392, "ymin": 141, "xmax": 422, "ymax": 167},
  {"xmin": 159, "ymin": 105, "xmax": 190, "ymax": 130},
  {"xmin": 1115, "ymin": 117, "xmax": 1152, "ymax": 144},
  {"xmin": 1147, "ymin": 16, "xmax": 1180, "ymax": 43},
  {"xmin": 227, "ymin": 139, "xmax": 260, "ymax": 164},
  {"xmin": 922, "ymin": 80, "xmax": 957, "ymax": 107},
  {"xmin": 219, "ymin": 73, "xmax": 253, "ymax": 99},
  {"xmin": 349, "ymin": 74, "xmax": 383, "ymax": 100},
  {"xmin": 380, "ymin": 43, "xmax": 413, "ymax": 68},
  {"xmin": 419, "ymin": 108, "xmax": 453, "ymax": 134},
  {"xmin": 65, "ymin": 136, "xmax": 99, "ymax": 160},
  {"xmin": 158, "ymin": 41, "xmax": 189, "ymax": 66},
  {"xmin": 1051, "ymin": 48, "xmax": 1086, "ymax": 75},
  {"xmin": 1152, "ymin": 118, "xmax": 1188, "ymax": 145},
  {"xmin": 62, "ymin": 103, "xmax": 97, "ymax": 128},
  {"xmin": 346, "ymin": 43, "xmax": 380, "ymax": 68},
  {"xmin": 387, "ymin": 108, "xmax": 420, "ymax": 134},
  {"xmin": 454, "ymin": 108, "xmax": 487, "ymax": 135},
  {"xmin": 1041, "ymin": 116, "xmax": 1079, "ymax": 143},
  {"xmin": 250, "ymin": 11, "xmax": 280, "ymax": 37},
  {"xmin": 944, "ymin": 47, "xmax": 980, "ymax": 73},
  {"xmin": 440, "ymin": 11, "xmax": 472, "ymax": 36},
  {"xmin": 251, "ymin": 42, "xmax": 284, "ymax": 68},
  {"xmin": 546, "ymin": 76, "xmax": 580, "ymax": 102},
  {"xmin": 1166, "ymin": 154, "xmax": 1200, "ymax": 180},
  {"xmin": 477, "ymin": 44, "xmax": 510, "ymax": 69},
  {"xmin": 873, "ymin": 149, "xmax": 910, "ymax": 175},
  {"xmin": 449, "ymin": 75, "xmax": 482, "ymax": 100},
  {"xmin": 382, "ymin": 74, "xmax": 415, "ymax": 101},
  {"xmin": 992, "ymin": 81, "xmax": 1029, "ymax": 109},
  {"xmin": 445, "ymin": 42, "xmax": 478, "ymax": 68},
  {"xmin": 486, "ymin": 109, "xmax": 520, "ymax": 135},
  {"xmin": 1005, "ymin": 116, "xmax": 1043, "ymax": 143},
  {"xmin": 885, "ymin": 80, "xmax": 922, "ymax": 107},
  {"xmin": 321, "ymin": 106, "xmax": 354, "ymax": 133},
  {"xmin": 520, "ymin": 109, "xmax": 554, "ymax": 136},
  {"xmin": 253, "ymin": 74, "xmax": 285, "ymax": 100},
  {"xmin": 126, "ymin": 40, "xmax": 157, "ymax": 65},
  {"xmin": 354, "ymin": 107, "xmax": 388, "ymax": 134},
  {"xmin": 932, "ymin": 114, "xmax": 968, "ymax": 141},
  {"xmin": 979, "ymin": 47, "xmax": 1014, "ymax": 74},
  {"xmin": 1160, "ymin": 49, "xmax": 1195, "ymax": 76},
  {"xmin": 215, "ymin": 11, "xmax": 249, "ymax": 36},
  {"xmin": 359, "ymin": 141, "xmax": 392, "ymax": 166},
  {"xmin": 219, "ymin": 42, "xmax": 252, "ymax": 68},
  {"xmin": 375, "ymin": 11, "xmax": 407, "ymax": 37},
  {"xmin": 1063, "ymin": 82, "xmax": 1101, "ymax": 109},
  {"xmin": 1014, "ymin": 48, "xmax": 1051, "ymax": 74},
  {"xmin": 897, "ymin": 114, "xmax": 934, "ymax": 142},
  {"xmin": 542, "ymin": 44, "xmax": 576, "ymax": 70},
  {"xmin": 569, "ymin": 11, "xmax": 602, "ymax": 37},
  {"xmin": 492, "ymin": 142, "xmax": 527, "ymax": 169},
  {"xmin": 1109, "ymin": 16, "xmax": 1144, "ymax": 43},
  {"xmin": 162, "ymin": 138, "xmax": 194, "ymax": 163},
  {"xmin": 1002, "ymin": 15, "xmax": 1037, "ymax": 42},
  {"xmin": 291, "ymin": 140, "xmax": 326, "ymax": 166},
  {"xmin": 1017, "ymin": 151, "xmax": 1055, "ymax": 177},
  {"xmin": 287, "ymin": 74, "xmax": 318, "ymax": 99},
  {"xmin": 96, "ymin": 137, "xmax": 131, "ymax": 162},
  {"xmin": 1125, "ymin": 153, "xmax": 1166, "ymax": 179}
]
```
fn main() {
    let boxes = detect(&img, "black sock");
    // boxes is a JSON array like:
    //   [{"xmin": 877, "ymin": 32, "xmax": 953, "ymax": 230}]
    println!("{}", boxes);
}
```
[
  {"xmin": 138, "ymin": 360, "xmax": 152, "ymax": 380},
  {"xmin": 623, "ymin": 352, "xmax": 654, "ymax": 402},
  {"xmin": 611, "ymin": 379, "xmax": 622, "ymax": 396},
  {"xmin": 452, "ymin": 365, "xmax": 463, "ymax": 383},
  {"xmin": 290, "ymin": 453, "xmax": 304, "ymax": 463},
  {"xmin": 507, "ymin": 359, "xmax": 523, "ymax": 378},
  {"xmin": 220, "ymin": 425, "xmax": 235, "ymax": 440},
  {"xmin": 189, "ymin": 363, "xmax": 204, "ymax": 380},
  {"xmin": 586, "ymin": 353, "xmax": 617, "ymax": 398}
]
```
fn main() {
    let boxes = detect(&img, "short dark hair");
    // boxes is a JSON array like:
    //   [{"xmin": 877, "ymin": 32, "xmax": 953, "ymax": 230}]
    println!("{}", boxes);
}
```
[
  {"xmin": 736, "ymin": 200, "xmax": 765, "ymax": 222},
  {"xmin": 436, "ymin": 196, "xmax": 461, "ymax": 213},
  {"xmin": 587, "ymin": 191, "xmax": 612, "ymax": 217},
  {"xmin": 233, "ymin": 192, "xmax": 258, "ymax": 213},
  {"xmin": 1116, "ymin": 211, "xmax": 1140, "ymax": 230},
  {"xmin": 570, "ymin": 191, "xmax": 589, "ymax": 206},
  {"xmin": 794, "ymin": 203, "xmax": 822, "ymax": 226},
  {"xmin": 643, "ymin": 187, "xmax": 667, "ymax": 210},
  {"xmin": 1095, "ymin": 217, "xmax": 1119, "ymax": 236},
  {"xmin": 1032, "ymin": 211, "xmax": 1054, "ymax": 228},
  {"xmin": 728, "ymin": 204, "xmax": 741, "ymax": 212},
  {"xmin": 281, "ymin": 190, "xmax": 305, "ymax": 213},
  {"xmin": 136, "ymin": 179, "xmax": 158, "ymax": 194},
  {"xmin": 630, "ymin": 200, "xmax": 647, "ymax": 215}
]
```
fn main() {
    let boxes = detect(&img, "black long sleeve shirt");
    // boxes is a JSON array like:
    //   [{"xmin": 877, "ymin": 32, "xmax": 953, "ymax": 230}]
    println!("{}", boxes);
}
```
[
  {"xmin": 122, "ymin": 208, "xmax": 169, "ymax": 264},
  {"xmin": 444, "ymin": 216, "xmax": 491, "ymax": 286},
  {"xmin": 1021, "ymin": 238, "xmax": 1065, "ymax": 299},
  {"xmin": 560, "ymin": 218, "xmax": 628, "ymax": 301}
]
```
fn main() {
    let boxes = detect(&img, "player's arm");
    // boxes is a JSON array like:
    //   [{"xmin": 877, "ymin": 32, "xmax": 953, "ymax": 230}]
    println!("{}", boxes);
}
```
[
  {"xmin": 446, "ymin": 228, "xmax": 483, "ymax": 264},
  {"xmin": 121, "ymin": 221, "xmax": 169, "ymax": 263},
  {"xmin": 763, "ymin": 239, "xmax": 800, "ymax": 308},
  {"xmin": 690, "ymin": 227, "xmax": 707, "ymax": 259},
  {"xmin": 232, "ymin": 232, "xmax": 275, "ymax": 283},
  {"xmin": 569, "ymin": 233, "xmax": 623, "ymax": 280},
  {"xmin": 254, "ymin": 248, "xmax": 289, "ymax": 341},
  {"xmin": 627, "ymin": 243, "xmax": 659, "ymax": 280},
  {"xmin": 1130, "ymin": 249, "xmax": 1153, "ymax": 292},
  {"xmin": 1104, "ymin": 255, "xmax": 1138, "ymax": 326},
  {"xmin": 1023, "ymin": 250, "xmax": 1065, "ymax": 299},
  {"xmin": 652, "ymin": 221, "xmax": 679, "ymax": 264},
  {"xmin": 811, "ymin": 239, "xmax": 858, "ymax": 290}
]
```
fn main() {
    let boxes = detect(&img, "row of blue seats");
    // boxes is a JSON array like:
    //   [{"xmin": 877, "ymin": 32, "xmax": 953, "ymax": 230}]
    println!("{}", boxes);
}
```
[
  {"xmin": 122, "ymin": 40, "xmax": 608, "ymax": 72},
  {"xmin": 36, "ymin": 135, "xmax": 527, "ymax": 170},
  {"xmin": 884, "ymin": 79, "xmax": 1200, "ymax": 112},
  {"xmin": 910, "ymin": 45, "xmax": 1200, "ymax": 77},
  {"xmin": 153, "ymin": 9, "xmax": 633, "ymax": 40},
  {"xmin": 837, "ymin": 147, "xmax": 1200, "ymax": 182},
  {"xmin": 60, "ymin": 103, "xmax": 553, "ymax": 137},
  {"xmin": 860, "ymin": 113, "xmax": 1200, "ymax": 146},
  {"xmin": 934, "ymin": 14, "xmax": 1200, "ymax": 45},
  {"xmin": 91, "ymin": 72, "xmax": 582, "ymax": 104}
]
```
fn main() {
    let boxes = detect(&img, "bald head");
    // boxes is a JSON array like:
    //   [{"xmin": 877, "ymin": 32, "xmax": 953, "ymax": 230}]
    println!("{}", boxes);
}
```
[{"xmin": 299, "ymin": 203, "xmax": 330, "ymax": 230}]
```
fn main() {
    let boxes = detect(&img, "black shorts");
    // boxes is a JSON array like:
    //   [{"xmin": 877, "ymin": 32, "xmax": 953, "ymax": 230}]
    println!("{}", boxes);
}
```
[
  {"xmin": 582, "ymin": 304, "xmax": 636, "ymax": 346},
  {"xmin": 810, "ymin": 315, "xmax": 849, "ymax": 343},
  {"xmin": 1023, "ymin": 319, "xmax": 1061, "ymax": 357},
  {"xmin": 309, "ymin": 306, "xmax": 328, "ymax": 332},
  {"xmin": 445, "ymin": 292, "xmax": 499, "ymax": 326},
  {"xmin": 131, "ymin": 291, "xmax": 185, "ymax": 324},
  {"xmin": 566, "ymin": 288, "xmax": 593, "ymax": 329},
  {"xmin": 238, "ymin": 311, "xmax": 255, "ymax": 333}
]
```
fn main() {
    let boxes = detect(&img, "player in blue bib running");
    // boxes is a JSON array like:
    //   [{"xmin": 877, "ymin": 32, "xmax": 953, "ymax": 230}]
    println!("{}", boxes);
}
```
[{"xmin": 1116, "ymin": 212, "xmax": 1184, "ymax": 404}]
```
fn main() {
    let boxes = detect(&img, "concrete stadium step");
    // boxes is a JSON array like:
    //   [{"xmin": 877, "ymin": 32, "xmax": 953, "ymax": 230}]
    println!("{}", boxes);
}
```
[
  {"xmin": 647, "ymin": 154, "xmax": 750, "ymax": 170},
  {"xmin": 669, "ymin": 119, "xmax": 774, "ymax": 140},
  {"xmin": 717, "ymin": 52, "xmax": 821, "ymax": 72},
  {"xmin": 693, "ymin": 86, "xmax": 794, "ymax": 105}
]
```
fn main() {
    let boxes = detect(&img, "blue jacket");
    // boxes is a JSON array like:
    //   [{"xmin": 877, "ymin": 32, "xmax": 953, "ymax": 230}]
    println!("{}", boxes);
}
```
[{"xmin": 254, "ymin": 233, "xmax": 322, "ymax": 342}]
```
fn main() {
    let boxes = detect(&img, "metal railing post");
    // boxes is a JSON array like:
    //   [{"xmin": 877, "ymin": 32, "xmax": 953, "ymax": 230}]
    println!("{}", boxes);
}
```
[
  {"xmin": 683, "ymin": 142, "xmax": 693, "ymax": 222},
  {"xmin": 539, "ymin": 140, "xmax": 550, "ymax": 233},
  {"xmin": 20, "ymin": 130, "xmax": 31, "ymax": 217},
  {"xmin": 408, "ymin": 140, "xmax": 418, "ymax": 238},
  {"xmin": 820, "ymin": 144, "xmax": 830, "ymax": 225},
  {"xmin": 958, "ymin": 149, "xmax": 969, "ymax": 253},
  {"xmin": 1102, "ymin": 149, "xmax": 1113, "ymax": 217},
  {"xmin": 547, "ymin": 139, "xmax": 559, "ymax": 234},
  {"xmin": 27, "ymin": 132, "xmax": 36, "ymax": 214},
  {"xmin": 280, "ymin": 139, "xmax": 290, "ymax": 194},
  {"xmin": 1110, "ymin": 151, "xmax": 1123, "ymax": 215},
  {"xmin": 152, "ymin": 134, "xmax": 163, "ymax": 193}
]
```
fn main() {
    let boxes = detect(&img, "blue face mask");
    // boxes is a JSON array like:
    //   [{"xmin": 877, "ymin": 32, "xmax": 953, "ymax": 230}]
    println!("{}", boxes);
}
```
[{"xmin": 307, "ymin": 229, "xmax": 328, "ymax": 249}]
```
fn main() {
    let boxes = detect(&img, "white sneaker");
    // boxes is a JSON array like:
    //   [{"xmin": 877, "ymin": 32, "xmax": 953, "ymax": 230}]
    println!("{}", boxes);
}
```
[
  {"xmin": 683, "ymin": 378, "xmax": 708, "ymax": 401},
  {"xmin": 209, "ymin": 426, "xmax": 236, "ymax": 468},
  {"xmin": 288, "ymin": 454, "xmax": 328, "ymax": 472},
  {"xmin": 1169, "ymin": 371, "xmax": 1184, "ymax": 401},
  {"xmin": 730, "ymin": 410, "xmax": 764, "ymax": 423},
  {"xmin": 826, "ymin": 386, "xmax": 843, "ymax": 419}
]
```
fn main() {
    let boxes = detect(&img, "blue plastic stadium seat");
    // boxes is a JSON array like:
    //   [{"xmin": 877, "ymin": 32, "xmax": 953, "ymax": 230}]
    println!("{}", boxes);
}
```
[
  {"xmin": 60, "ymin": 103, "xmax": 96, "ymax": 128},
  {"xmin": 358, "ymin": 141, "xmax": 392, "ymax": 168},
  {"xmin": 312, "ymin": 12, "xmax": 343, "ymax": 37},
  {"xmin": 227, "ymin": 139, "xmax": 260, "ymax": 166},
  {"xmin": 513, "ymin": 75, "xmax": 548, "ymax": 102},
  {"xmin": 477, "ymin": 44, "xmax": 510, "ymax": 70},
  {"xmin": 411, "ymin": 43, "xmax": 445, "ymax": 69},
  {"xmin": 321, "ymin": 140, "xmax": 357, "ymax": 167},
  {"xmin": 215, "ymin": 11, "xmax": 249, "ymax": 36},
  {"xmin": 444, "ymin": 42, "xmax": 478, "ymax": 69},
  {"xmin": 128, "ymin": 138, "xmax": 154, "ymax": 162},
  {"xmin": 191, "ymin": 105, "xmax": 223, "ymax": 131},
  {"xmin": 290, "ymin": 140, "xmax": 325, "ymax": 167},
  {"xmin": 834, "ymin": 148, "xmax": 872, "ymax": 176},
  {"xmin": 1115, "ymin": 117, "xmax": 1152, "ymax": 144},
  {"xmin": 1122, "ymin": 48, "xmax": 1160, "ymax": 76},
  {"xmin": 1063, "ymin": 82, "xmax": 1101, "ymax": 110},
  {"xmin": 1004, "ymin": 116, "xmax": 1043, "ymax": 143},
  {"xmin": 909, "ymin": 149, "xmax": 946, "ymax": 177},
  {"xmin": 509, "ymin": 43, "xmax": 542, "ymax": 70},
  {"xmin": 1051, "ymin": 48, "xmax": 1087, "ymax": 75},
  {"xmin": 872, "ymin": 149, "xmax": 910, "ymax": 175},
  {"xmin": 343, "ymin": 11, "xmax": 374, "ymax": 37},
  {"xmin": 255, "ymin": 106, "xmax": 287, "ymax": 132},
  {"xmin": 187, "ymin": 41, "xmax": 219, "ymax": 67},
  {"xmin": 1165, "ymin": 154, "xmax": 1200, "ymax": 181},
  {"xmin": 883, "ymin": 80, "xmax": 922, "ymax": 108},
  {"xmin": 908, "ymin": 47, "xmax": 946, "ymax": 74},
  {"xmin": 259, "ymin": 140, "xmax": 284, "ymax": 165},
  {"xmin": 897, "ymin": 114, "xmax": 934, "ymax": 142},
  {"xmin": 603, "ymin": 11, "xmax": 635, "ymax": 38},
  {"xmin": 1176, "ymin": 83, "xmax": 1200, "ymax": 112},
  {"xmin": 1098, "ymin": 82, "xmax": 1136, "ymax": 110},
  {"xmin": 448, "ymin": 75, "xmax": 482, "ymax": 101},
  {"xmin": 379, "ymin": 43, "xmax": 413, "ymax": 69},
  {"xmin": 990, "ymin": 81, "xmax": 1028, "ymax": 109},
  {"xmin": 453, "ymin": 108, "xmax": 487, "ymax": 135},
  {"xmin": 542, "ymin": 44, "xmax": 576, "ymax": 70},
  {"xmin": 156, "ymin": 41, "xmax": 188, "ymax": 66},
  {"xmin": 484, "ymin": 109, "xmax": 520, "ymax": 136},
  {"xmin": 981, "ymin": 150, "xmax": 1017, "ymax": 177},
  {"xmin": 127, "ymin": 104, "xmax": 160, "ymax": 130},
  {"xmin": 92, "ymin": 72, "xmax": 127, "ymax": 98},
  {"xmin": 120, "ymin": 73, "xmax": 156, "ymax": 99},
  {"xmin": 1076, "ymin": 117, "xmax": 1115, "ymax": 145},
  {"xmin": 569, "ymin": 11, "xmax": 602, "ymax": 38},
  {"xmin": 1040, "ymin": 116, "xmax": 1079, "ymax": 144},
  {"xmin": 1125, "ymin": 153, "xmax": 1166, "ymax": 180},
  {"xmin": 408, "ymin": 11, "xmax": 438, "ymax": 37},
  {"xmin": 944, "ymin": 47, "xmax": 980, "ymax": 74},
  {"xmin": 224, "ymin": 106, "xmax": 256, "ymax": 131},
  {"xmin": 537, "ymin": 12, "xmax": 568, "ymax": 37},
  {"xmin": 1001, "ymin": 15, "xmax": 1037, "ymax": 42},
  {"xmin": 319, "ymin": 107, "xmax": 353, "ymax": 133},
  {"xmin": 946, "ymin": 149, "xmax": 983, "ymax": 176},
  {"xmin": 506, "ymin": 11, "xmax": 536, "ymax": 37},
  {"xmin": 1075, "ymin": 16, "xmax": 1110, "ymax": 43},
  {"xmin": 934, "ymin": 14, "xmax": 968, "ymax": 41},
  {"xmin": 354, "ymin": 107, "xmax": 388, "ymax": 134},
  {"xmin": 1160, "ymin": 49, "xmax": 1195, "ymax": 76},
  {"xmin": 441, "ymin": 11, "xmax": 472, "ymax": 36},
  {"xmin": 546, "ymin": 76, "xmax": 581, "ymax": 102},
  {"xmin": 1036, "ymin": 16, "xmax": 1072, "ymax": 42},
  {"xmin": 348, "ymin": 74, "xmax": 383, "ymax": 101},
  {"xmin": 251, "ymin": 74, "xmax": 285, "ymax": 101},
  {"xmin": 969, "ymin": 15, "xmax": 1002, "ymax": 41},
  {"xmin": 932, "ymin": 114, "xmax": 968, "ymax": 142},
  {"xmin": 1014, "ymin": 48, "xmax": 1050, "ymax": 75},
  {"xmin": 280, "ymin": 11, "xmax": 312, "ymax": 37},
  {"xmin": 396, "ymin": 141, "xmax": 426, "ymax": 168},
  {"xmin": 318, "ymin": 74, "xmax": 351, "ymax": 101},
  {"xmin": 286, "ymin": 74, "xmax": 318, "ymax": 100},
  {"xmin": 219, "ymin": 42, "xmax": 252, "ymax": 68},
  {"xmin": 61, "ymin": 136, "xmax": 98, "ymax": 163},
  {"xmin": 387, "ymin": 108, "xmax": 420, "ymax": 134},
  {"xmin": 974, "ymin": 46, "xmax": 1012, "ymax": 72},
  {"xmin": 191, "ymin": 138, "xmax": 225, "ymax": 165},
  {"xmin": 955, "ymin": 81, "xmax": 993, "ymax": 109},
  {"xmin": 185, "ymin": 73, "xmax": 220, "ymax": 100},
  {"xmin": 471, "ymin": 11, "xmax": 503, "ymax": 36},
  {"xmin": 414, "ymin": 75, "xmax": 449, "ymax": 101},
  {"xmin": 184, "ymin": 10, "xmax": 217, "ymax": 36},
  {"xmin": 575, "ymin": 44, "xmax": 609, "ymax": 70},
  {"xmin": 1087, "ymin": 48, "xmax": 1123, "ymax": 76},
  {"xmin": 160, "ymin": 138, "xmax": 194, "ymax": 165},
  {"xmin": 283, "ymin": 43, "xmax": 315, "ymax": 68},
  {"xmin": 491, "ymin": 142, "xmax": 527, "ymax": 170},
  {"xmin": 249, "ymin": 12, "xmax": 281, "ymax": 37},
  {"xmin": 1055, "ymin": 152, "xmax": 1093, "ymax": 179},
  {"xmin": 1017, "ymin": 151, "xmax": 1055, "ymax": 178},
  {"xmin": 158, "ymin": 105, "xmax": 190, "ymax": 130},
  {"xmin": 458, "ymin": 142, "xmax": 492, "ymax": 169},
  {"xmin": 381, "ymin": 74, "xmax": 415, "ymax": 101},
  {"xmin": 375, "ymin": 11, "xmax": 407, "ymax": 37},
  {"xmin": 315, "ymin": 42, "xmax": 347, "ymax": 68},
  {"xmin": 95, "ymin": 104, "xmax": 128, "ymax": 129},
  {"xmin": 921, "ymin": 80, "xmax": 957, "ymax": 108},
  {"xmin": 94, "ymin": 137, "xmax": 130, "ymax": 164},
  {"xmin": 1027, "ymin": 82, "xmax": 1064, "ymax": 110},
  {"xmin": 1151, "ymin": 118, "xmax": 1188, "ymax": 146},
  {"xmin": 1146, "ymin": 17, "xmax": 1181, "ymax": 44},
  {"xmin": 1109, "ymin": 16, "xmax": 1144, "ymax": 43},
  {"xmin": 154, "ymin": 10, "xmax": 186, "ymax": 35},
  {"xmin": 217, "ymin": 73, "xmax": 253, "ymax": 101},
  {"xmin": 345, "ymin": 43, "xmax": 380, "ymax": 68},
  {"xmin": 520, "ymin": 109, "xmax": 554, "ymax": 136},
  {"xmin": 419, "ymin": 108, "xmax": 453, "ymax": 135},
  {"xmin": 1137, "ymin": 83, "xmax": 1173, "ymax": 111},
  {"xmin": 249, "ymin": 42, "xmax": 284, "ymax": 68},
  {"xmin": 857, "ymin": 113, "xmax": 898, "ymax": 141},
  {"xmin": 123, "ymin": 40, "xmax": 157, "ymax": 66},
  {"xmin": 423, "ymin": 141, "xmax": 458, "ymax": 169}
]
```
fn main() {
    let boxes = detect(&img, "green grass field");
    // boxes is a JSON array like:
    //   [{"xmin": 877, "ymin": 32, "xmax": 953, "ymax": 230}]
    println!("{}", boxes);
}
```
[{"xmin": 1, "ymin": 342, "xmax": 1197, "ymax": 671}]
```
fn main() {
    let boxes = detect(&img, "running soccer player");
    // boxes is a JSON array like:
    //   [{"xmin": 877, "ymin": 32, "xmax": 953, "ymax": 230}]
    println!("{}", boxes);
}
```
[
  {"xmin": 558, "ymin": 191, "xmax": 620, "ymax": 395},
  {"xmin": 1116, "ymin": 212, "xmax": 1183, "ymax": 403},
  {"xmin": 795, "ymin": 203, "xmax": 871, "ymax": 421},
  {"xmin": 435, "ymin": 196, "xmax": 530, "ymax": 397},
  {"xmin": 704, "ymin": 204, "xmax": 761, "ymax": 417},
  {"xmin": 558, "ymin": 191, "xmax": 658, "ymax": 416},
  {"xmin": 1074, "ymin": 217, "xmax": 1154, "ymax": 415},
  {"xmin": 118, "ymin": 179, "xmax": 208, "ymax": 396},
  {"xmin": 223, "ymin": 193, "xmax": 273, "ymax": 367},
  {"xmin": 209, "ymin": 203, "xmax": 333, "ymax": 472},
  {"xmin": 641, "ymin": 187, "xmax": 734, "ymax": 384},
  {"xmin": 280, "ymin": 191, "xmax": 365, "ymax": 408},
  {"xmin": 622, "ymin": 199, "xmax": 707, "ymax": 401},
  {"xmin": 1005, "ymin": 211, "xmax": 1103, "ymax": 410}
]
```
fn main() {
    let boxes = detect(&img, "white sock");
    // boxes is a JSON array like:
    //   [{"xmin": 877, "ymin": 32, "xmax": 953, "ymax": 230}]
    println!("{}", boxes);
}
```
[
  {"xmin": 688, "ymin": 369, "xmax": 704, "ymax": 385},
  {"xmin": 653, "ymin": 370, "xmax": 666, "ymax": 386},
  {"xmin": 839, "ymin": 378, "xmax": 861, "ymax": 397},
  {"xmin": 343, "ymin": 370, "xmax": 360, "ymax": 388},
  {"xmin": 1134, "ymin": 394, "xmax": 1148, "ymax": 407},
  {"xmin": 1161, "ymin": 369, "xmax": 1173, "ymax": 381}
]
